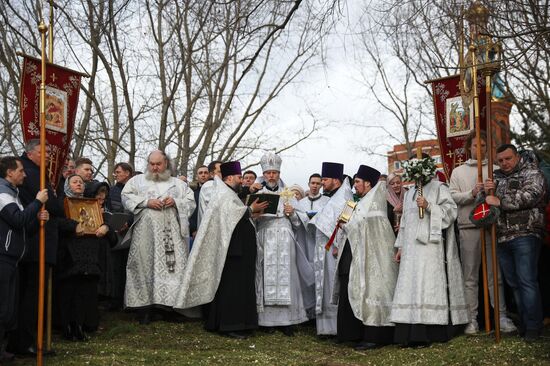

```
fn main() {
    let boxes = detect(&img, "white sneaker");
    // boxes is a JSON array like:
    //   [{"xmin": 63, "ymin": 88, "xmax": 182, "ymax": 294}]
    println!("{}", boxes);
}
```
[
  {"xmin": 464, "ymin": 321, "xmax": 479, "ymax": 335},
  {"xmin": 500, "ymin": 317, "xmax": 517, "ymax": 333}
]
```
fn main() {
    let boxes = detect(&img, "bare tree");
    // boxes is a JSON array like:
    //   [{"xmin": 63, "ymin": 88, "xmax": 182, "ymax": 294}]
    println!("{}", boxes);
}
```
[
  {"xmin": 0, "ymin": 0, "xmax": 339, "ymax": 181},
  {"xmin": 357, "ymin": 0, "xmax": 550, "ymax": 160}
]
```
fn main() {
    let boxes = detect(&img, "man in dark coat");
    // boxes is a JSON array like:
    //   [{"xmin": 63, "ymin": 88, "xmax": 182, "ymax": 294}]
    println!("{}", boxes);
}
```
[
  {"xmin": 8, "ymin": 140, "xmax": 65, "ymax": 355},
  {"xmin": 0, "ymin": 156, "xmax": 49, "ymax": 362}
]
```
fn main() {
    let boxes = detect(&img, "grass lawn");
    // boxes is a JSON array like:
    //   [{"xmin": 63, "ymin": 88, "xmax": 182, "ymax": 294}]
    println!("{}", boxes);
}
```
[{"xmin": 12, "ymin": 311, "xmax": 550, "ymax": 366}]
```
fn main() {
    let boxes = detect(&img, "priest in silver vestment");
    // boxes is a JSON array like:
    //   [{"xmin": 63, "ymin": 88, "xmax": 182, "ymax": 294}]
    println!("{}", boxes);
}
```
[
  {"xmin": 334, "ymin": 165, "xmax": 398, "ymax": 349},
  {"xmin": 295, "ymin": 173, "xmax": 330, "ymax": 318},
  {"xmin": 175, "ymin": 162, "xmax": 268, "ymax": 339},
  {"xmin": 121, "ymin": 151, "xmax": 196, "ymax": 323},
  {"xmin": 390, "ymin": 159, "xmax": 468, "ymax": 346},
  {"xmin": 309, "ymin": 162, "xmax": 353, "ymax": 336},
  {"xmin": 255, "ymin": 152, "xmax": 309, "ymax": 336},
  {"xmin": 196, "ymin": 161, "xmax": 221, "ymax": 227}
]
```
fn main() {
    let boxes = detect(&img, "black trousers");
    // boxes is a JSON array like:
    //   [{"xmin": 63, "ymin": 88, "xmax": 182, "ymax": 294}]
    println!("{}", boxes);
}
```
[
  {"xmin": 0, "ymin": 260, "xmax": 18, "ymax": 348},
  {"xmin": 8, "ymin": 262, "xmax": 49, "ymax": 353}
]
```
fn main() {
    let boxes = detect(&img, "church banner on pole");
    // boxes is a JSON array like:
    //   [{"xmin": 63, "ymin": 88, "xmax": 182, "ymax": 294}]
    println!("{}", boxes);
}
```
[
  {"xmin": 19, "ymin": 54, "xmax": 84, "ymax": 188},
  {"xmin": 427, "ymin": 74, "xmax": 487, "ymax": 178}
]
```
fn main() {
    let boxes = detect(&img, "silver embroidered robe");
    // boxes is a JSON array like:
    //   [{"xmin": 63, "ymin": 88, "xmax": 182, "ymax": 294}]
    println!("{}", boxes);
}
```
[
  {"xmin": 295, "ymin": 194, "xmax": 330, "ymax": 316},
  {"xmin": 174, "ymin": 177, "xmax": 259, "ymax": 308},
  {"xmin": 256, "ymin": 185, "xmax": 308, "ymax": 326},
  {"xmin": 121, "ymin": 174, "xmax": 195, "ymax": 308},
  {"xmin": 390, "ymin": 180, "xmax": 469, "ymax": 325},
  {"xmin": 334, "ymin": 182, "xmax": 398, "ymax": 326},
  {"xmin": 197, "ymin": 179, "xmax": 214, "ymax": 227},
  {"xmin": 308, "ymin": 180, "xmax": 353, "ymax": 335}
]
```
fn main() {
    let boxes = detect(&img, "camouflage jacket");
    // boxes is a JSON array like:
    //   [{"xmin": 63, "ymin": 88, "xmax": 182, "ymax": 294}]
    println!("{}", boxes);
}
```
[{"xmin": 493, "ymin": 151, "xmax": 548, "ymax": 243}]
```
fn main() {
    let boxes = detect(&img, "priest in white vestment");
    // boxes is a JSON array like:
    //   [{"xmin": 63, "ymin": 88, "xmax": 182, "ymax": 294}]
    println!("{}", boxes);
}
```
[
  {"xmin": 121, "ymin": 151, "xmax": 195, "ymax": 323},
  {"xmin": 309, "ymin": 162, "xmax": 353, "ymax": 335},
  {"xmin": 255, "ymin": 152, "xmax": 309, "ymax": 336},
  {"xmin": 196, "ymin": 161, "xmax": 222, "ymax": 227},
  {"xmin": 295, "ymin": 173, "xmax": 330, "ymax": 317},
  {"xmin": 334, "ymin": 165, "xmax": 398, "ymax": 349},
  {"xmin": 175, "ymin": 162, "xmax": 268, "ymax": 339},
  {"xmin": 390, "ymin": 159, "xmax": 468, "ymax": 345}
]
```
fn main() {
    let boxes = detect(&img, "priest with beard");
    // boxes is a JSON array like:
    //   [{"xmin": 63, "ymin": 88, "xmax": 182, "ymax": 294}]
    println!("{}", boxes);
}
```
[
  {"xmin": 335, "ymin": 165, "xmax": 398, "ymax": 349},
  {"xmin": 309, "ymin": 162, "xmax": 353, "ymax": 336},
  {"xmin": 255, "ymin": 152, "xmax": 309, "ymax": 336},
  {"xmin": 121, "ymin": 150, "xmax": 195, "ymax": 323},
  {"xmin": 175, "ymin": 162, "xmax": 268, "ymax": 338}
]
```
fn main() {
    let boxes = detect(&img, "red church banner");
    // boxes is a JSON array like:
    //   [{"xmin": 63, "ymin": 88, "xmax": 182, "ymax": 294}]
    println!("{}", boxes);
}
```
[
  {"xmin": 19, "ymin": 55, "xmax": 83, "ymax": 189},
  {"xmin": 428, "ymin": 74, "xmax": 487, "ymax": 178}
]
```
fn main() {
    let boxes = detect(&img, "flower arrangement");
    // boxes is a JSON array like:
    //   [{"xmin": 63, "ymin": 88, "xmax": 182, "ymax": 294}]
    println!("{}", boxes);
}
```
[{"xmin": 401, "ymin": 156, "xmax": 437, "ymax": 186}]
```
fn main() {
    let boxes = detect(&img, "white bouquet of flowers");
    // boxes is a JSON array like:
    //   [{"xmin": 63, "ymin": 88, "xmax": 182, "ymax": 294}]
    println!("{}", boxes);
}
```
[{"xmin": 401, "ymin": 156, "xmax": 437, "ymax": 186}]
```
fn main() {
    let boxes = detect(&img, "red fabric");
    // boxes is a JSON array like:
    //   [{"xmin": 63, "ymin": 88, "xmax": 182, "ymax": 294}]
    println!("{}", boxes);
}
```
[
  {"xmin": 429, "ymin": 75, "xmax": 487, "ymax": 178},
  {"xmin": 19, "ymin": 55, "xmax": 82, "ymax": 189},
  {"xmin": 473, "ymin": 202, "xmax": 491, "ymax": 220},
  {"xmin": 325, "ymin": 225, "xmax": 339, "ymax": 251}
]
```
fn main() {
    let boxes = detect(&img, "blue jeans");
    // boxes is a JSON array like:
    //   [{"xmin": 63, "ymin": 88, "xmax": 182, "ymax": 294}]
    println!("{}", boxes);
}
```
[{"xmin": 498, "ymin": 235, "xmax": 543, "ymax": 333}]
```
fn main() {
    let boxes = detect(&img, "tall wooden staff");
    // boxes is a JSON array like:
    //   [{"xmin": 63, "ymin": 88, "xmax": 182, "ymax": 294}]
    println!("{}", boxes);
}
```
[
  {"xmin": 37, "ymin": 17, "xmax": 48, "ymax": 366},
  {"xmin": 481, "ymin": 35, "xmax": 503, "ymax": 345},
  {"xmin": 469, "ymin": 40, "xmax": 491, "ymax": 334},
  {"xmin": 46, "ymin": 0, "xmax": 55, "ymax": 352},
  {"xmin": 463, "ymin": 1, "xmax": 502, "ymax": 342}
]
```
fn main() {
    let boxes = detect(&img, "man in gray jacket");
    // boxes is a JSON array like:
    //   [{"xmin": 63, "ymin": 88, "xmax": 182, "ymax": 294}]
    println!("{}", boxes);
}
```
[{"xmin": 449, "ymin": 132, "xmax": 515, "ymax": 335}]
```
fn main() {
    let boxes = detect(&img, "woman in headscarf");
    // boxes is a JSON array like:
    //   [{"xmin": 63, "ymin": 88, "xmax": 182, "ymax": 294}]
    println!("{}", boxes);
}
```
[
  {"xmin": 289, "ymin": 184, "xmax": 305, "ymax": 201},
  {"xmin": 56, "ymin": 174, "xmax": 116, "ymax": 341},
  {"xmin": 386, "ymin": 173, "xmax": 405, "ymax": 235}
]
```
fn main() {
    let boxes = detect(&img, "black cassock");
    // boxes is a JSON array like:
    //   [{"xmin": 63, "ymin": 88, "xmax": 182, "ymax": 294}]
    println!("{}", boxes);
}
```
[{"xmin": 205, "ymin": 209, "xmax": 258, "ymax": 332}]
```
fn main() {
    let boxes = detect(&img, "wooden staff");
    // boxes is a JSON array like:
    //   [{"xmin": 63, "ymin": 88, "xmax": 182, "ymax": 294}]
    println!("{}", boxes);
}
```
[
  {"xmin": 37, "ymin": 18, "xmax": 48, "ymax": 366},
  {"xmin": 46, "ymin": 0, "xmax": 54, "ymax": 351},
  {"xmin": 471, "ymin": 44, "xmax": 491, "ymax": 335},
  {"xmin": 485, "ymin": 70, "xmax": 501, "ymax": 342}
]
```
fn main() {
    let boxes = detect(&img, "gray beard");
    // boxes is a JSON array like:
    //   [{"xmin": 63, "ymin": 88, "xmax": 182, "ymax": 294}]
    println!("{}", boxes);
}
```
[
  {"xmin": 266, "ymin": 181, "xmax": 278, "ymax": 189},
  {"xmin": 145, "ymin": 169, "xmax": 171, "ymax": 182}
]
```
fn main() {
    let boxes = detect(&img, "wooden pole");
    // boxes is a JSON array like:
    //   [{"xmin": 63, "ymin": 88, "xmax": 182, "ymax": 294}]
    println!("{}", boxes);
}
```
[
  {"xmin": 37, "ymin": 19, "xmax": 48, "ymax": 366},
  {"xmin": 46, "ymin": 0, "xmax": 54, "ymax": 352},
  {"xmin": 471, "ymin": 45, "xmax": 491, "ymax": 334},
  {"xmin": 485, "ymin": 72, "xmax": 501, "ymax": 342}
]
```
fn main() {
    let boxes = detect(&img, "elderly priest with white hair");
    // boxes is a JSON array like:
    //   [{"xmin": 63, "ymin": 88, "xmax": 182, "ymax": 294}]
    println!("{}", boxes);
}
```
[{"xmin": 121, "ymin": 150, "xmax": 195, "ymax": 324}]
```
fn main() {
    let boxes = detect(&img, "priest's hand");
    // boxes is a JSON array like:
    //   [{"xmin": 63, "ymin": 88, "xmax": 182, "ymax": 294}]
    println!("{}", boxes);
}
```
[
  {"xmin": 394, "ymin": 249, "xmax": 401, "ymax": 263},
  {"xmin": 163, "ymin": 196, "xmax": 175, "ymax": 208},
  {"xmin": 416, "ymin": 196, "xmax": 428, "ymax": 209},
  {"xmin": 147, "ymin": 199, "xmax": 164, "ymax": 210},
  {"xmin": 250, "ymin": 198, "xmax": 269, "ymax": 214},
  {"xmin": 249, "ymin": 183, "xmax": 263, "ymax": 193},
  {"xmin": 283, "ymin": 203, "xmax": 294, "ymax": 216}
]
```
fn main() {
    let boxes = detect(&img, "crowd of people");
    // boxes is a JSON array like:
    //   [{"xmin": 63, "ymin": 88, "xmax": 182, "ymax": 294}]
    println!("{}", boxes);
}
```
[{"xmin": 0, "ymin": 131, "xmax": 548, "ymax": 362}]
